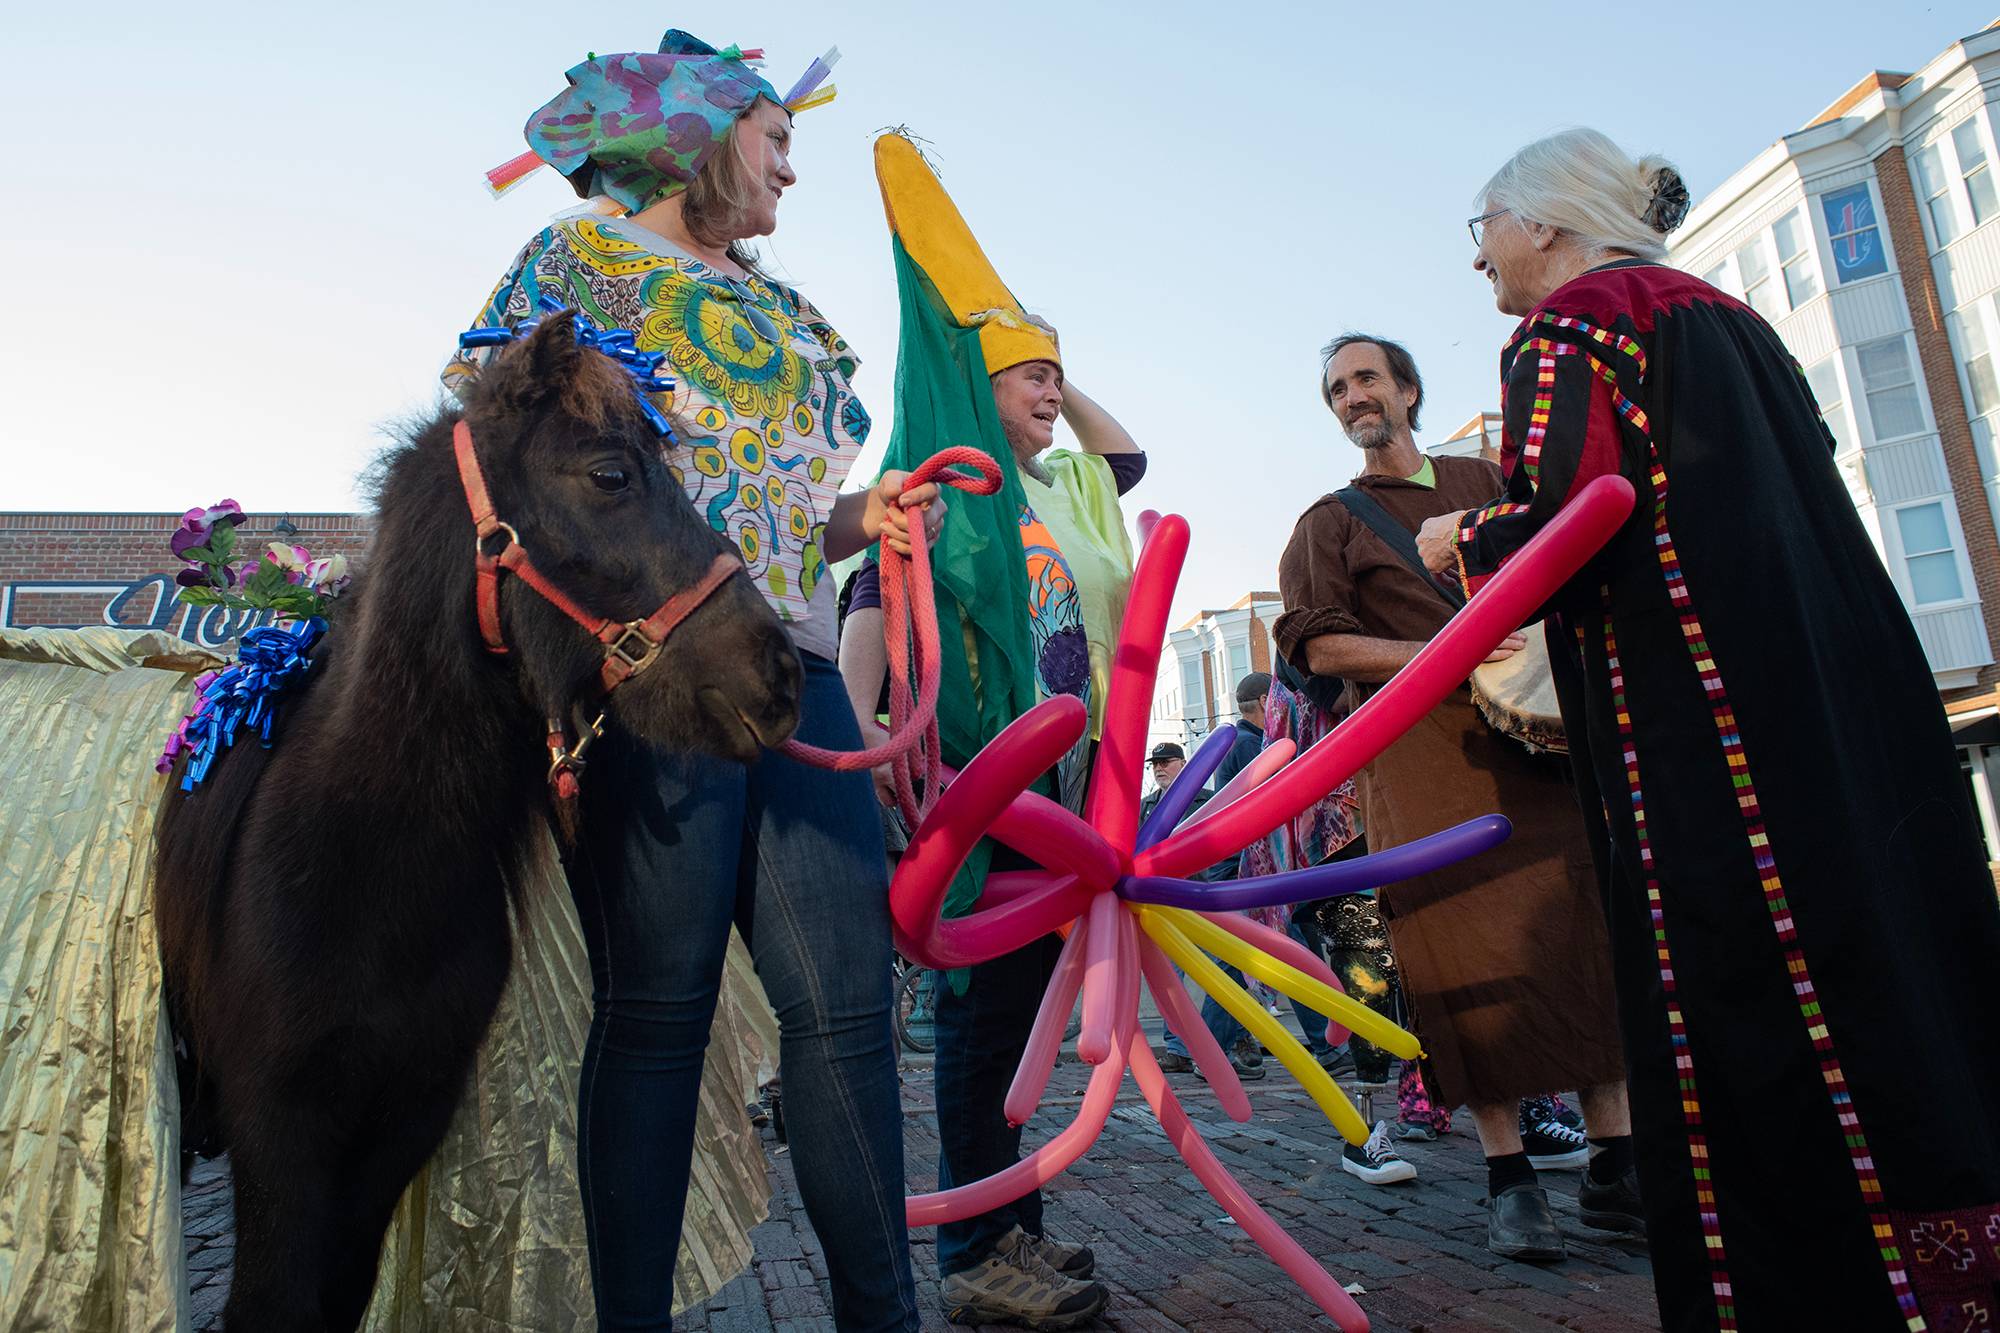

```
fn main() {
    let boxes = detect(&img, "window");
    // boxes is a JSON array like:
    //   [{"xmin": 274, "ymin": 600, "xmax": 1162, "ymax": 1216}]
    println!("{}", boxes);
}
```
[
  {"xmin": 1915, "ymin": 143, "xmax": 1964, "ymax": 247},
  {"xmin": 1700, "ymin": 261, "xmax": 1730, "ymax": 293},
  {"xmin": 1894, "ymin": 502, "xmax": 1965, "ymax": 604},
  {"xmin": 1179, "ymin": 658, "xmax": 1205, "ymax": 726},
  {"xmin": 1735, "ymin": 235, "xmax": 1783, "ymax": 320},
  {"xmin": 1773, "ymin": 209, "xmax": 1821, "ymax": 308},
  {"xmin": 1954, "ymin": 119, "xmax": 1999, "ymax": 226},
  {"xmin": 1802, "ymin": 356, "xmax": 1854, "ymax": 455},
  {"xmin": 1855, "ymin": 337, "xmax": 1926, "ymax": 441},
  {"xmin": 1227, "ymin": 641, "xmax": 1251, "ymax": 691},
  {"xmin": 1821, "ymin": 184, "xmax": 1889, "ymax": 282},
  {"xmin": 1957, "ymin": 304, "xmax": 2000, "ymax": 418}
]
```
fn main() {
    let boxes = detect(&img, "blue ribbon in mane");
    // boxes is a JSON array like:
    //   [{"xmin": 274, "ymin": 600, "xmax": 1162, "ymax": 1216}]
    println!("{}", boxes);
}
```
[
  {"xmin": 459, "ymin": 295, "xmax": 680, "ymax": 440},
  {"xmin": 175, "ymin": 617, "xmax": 327, "ymax": 792}
]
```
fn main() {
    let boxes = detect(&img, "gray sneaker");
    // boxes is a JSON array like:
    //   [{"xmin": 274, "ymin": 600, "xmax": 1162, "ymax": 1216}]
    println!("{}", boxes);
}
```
[{"xmin": 942, "ymin": 1225, "xmax": 1108, "ymax": 1328}]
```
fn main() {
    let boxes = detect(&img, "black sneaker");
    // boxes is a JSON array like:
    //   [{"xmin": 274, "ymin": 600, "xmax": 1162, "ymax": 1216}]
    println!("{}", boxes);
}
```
[
  {"xmin": 1579, "ymin": 1163, "xmax": 1647, "ymax": 1234},
  {"xmin": 1201, "ymin": 1051, "xmax": 1267, "ymax": 1082},
  {"xmin": 1316, "ymin": 1047, "xmax": 1356, "ymax": 1078},
  {"xmin": 1340, "ymin": 1120, "xmax": 1417, "ymax": 1185},
  {"xmin": 1155, "ymin": 1049, "xmax": 1194, "ymax": 1073},
  {"xmin": 1231, "ymin": 1039, "xmax": 1265, "ymax": 1069},
  {"xmin": 1520, "ymin": 1106, "xmax": 1590, "ymax": 1170}
]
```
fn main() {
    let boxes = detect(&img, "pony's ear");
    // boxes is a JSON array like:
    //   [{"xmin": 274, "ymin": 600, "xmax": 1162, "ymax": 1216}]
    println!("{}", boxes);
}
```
[
  {"xmin": 521, "ymin": 309, "xmax": 582, "ymax": 386},
  {"xmin": 476, "ymin": 310, "xmax": 582, "ymax": 416}
]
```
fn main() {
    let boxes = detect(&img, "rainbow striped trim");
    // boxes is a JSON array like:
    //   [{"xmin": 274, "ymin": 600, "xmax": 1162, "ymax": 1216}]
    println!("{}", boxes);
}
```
[
  {"xmin": 1590, "ymin": 608, "xmax": 1738, "ymax": 1330},
  {"xmin": 1637, "ymin": 446, "xmax": 1928, "ymax": 1331}
]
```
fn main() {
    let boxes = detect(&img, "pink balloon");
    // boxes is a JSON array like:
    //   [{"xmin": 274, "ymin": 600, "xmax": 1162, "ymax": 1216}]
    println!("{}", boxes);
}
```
[
  {"xmin": 1135, "ymin": 476, "xmax": 1635, "ymax": 882},
  {"xmin": 1075, "ymin": 891, "xmax": 1124, "ymax": 1064},
  {"xmin": 1198, "ymin": 909, "xmax": 1353, "ymax": 1049},
  {"xmin": 1136, "ymin": 934, "xmax": 1250, "ymax": 1122},
  {"xmin": 977, "ymin": 870, "xmax": 1051, "ymax": 906},
  {"xmin": 1005, "ymin": 915, "xmax": 1092, "ymax": 1126},
  {"xmin": 889, "ymin": 695, "xmax": 1086, "ymax": 967},
  {"xmin": 1083, "ymin": 513, "xmax": 1188, "ymax": 854},
  {"xmin": 907, "ymin": 1042, "xmax": 1127, "ymax": 1227},
  {"xmin": 1127, "ymin": 1034, "xmax": 1371, "ymax": 1331},
  {"xmin": 1179, "ymin": 737, "xmax": 1295, "ymax": 833}
]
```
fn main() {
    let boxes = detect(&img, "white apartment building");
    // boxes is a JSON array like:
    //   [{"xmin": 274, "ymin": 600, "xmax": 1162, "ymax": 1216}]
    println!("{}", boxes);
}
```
[
  {"xmin": 1667, "ymin": 22, "xmax": 2000, "ymax": 693},
  {"xmin": 1147, "ymin": 592, "xmax": 1282, "ymax": 755}
]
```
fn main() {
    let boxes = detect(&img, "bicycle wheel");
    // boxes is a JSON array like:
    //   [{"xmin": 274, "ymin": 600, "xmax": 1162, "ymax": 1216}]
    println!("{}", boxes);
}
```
[{"xmin": 896, "ymin": 964, "xmax": 936, "ymax": 1053}]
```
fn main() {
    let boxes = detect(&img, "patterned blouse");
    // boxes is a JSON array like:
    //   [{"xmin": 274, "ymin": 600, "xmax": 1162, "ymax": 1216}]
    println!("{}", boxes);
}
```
[{"xmin": 445, "ymin": 213, "xmax": 872, "ymax": 660}]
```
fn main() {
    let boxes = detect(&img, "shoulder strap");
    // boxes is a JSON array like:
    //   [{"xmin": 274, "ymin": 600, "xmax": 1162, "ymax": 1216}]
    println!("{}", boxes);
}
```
[{"xmin": 1334, "ymin": 485, "xmax": 1467, "ymax": 612}]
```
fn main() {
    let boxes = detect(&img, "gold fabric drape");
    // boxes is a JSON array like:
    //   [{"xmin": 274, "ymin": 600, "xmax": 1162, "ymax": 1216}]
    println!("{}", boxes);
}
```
[{"xmin": 0, "ymin": 629, "xmax": 777, "ymax": 1331}]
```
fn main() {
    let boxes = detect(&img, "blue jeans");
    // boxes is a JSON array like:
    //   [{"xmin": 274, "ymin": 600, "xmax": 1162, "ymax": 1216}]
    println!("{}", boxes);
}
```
[
  {"xmin": 932, "ymin": 928, "xmax": 1064, "ymax": 1275},
  {"xmin": 1161, "ymin": 921, "xmax": 1334, "ymax": 1058},
  {"xmin": 565, "ymin": 653, "xmax": 919, "ymax": 1331}
]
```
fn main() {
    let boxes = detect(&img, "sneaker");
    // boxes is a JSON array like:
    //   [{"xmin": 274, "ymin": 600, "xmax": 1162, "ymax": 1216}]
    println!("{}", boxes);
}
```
[
  {"xmin": 1024, "ymin": 1232, "xmax": 1096, "ymax": 1279},
  {"xmin": 1155, "ymin": 1049, "xmax": 1194, "ymax": 1073},
  {"xmin": 1488, "ymin": 1182, "xmax": 1566, "ymax": 1262},
  {"xmin": 1231, "ymin": 1038, "xmax": 1265, "ymax": 1069},
  {"xmin": 942, "ymin": 1225, "xmax": 1108, "ymax": 1329},
  {"xmin": 1520, "ymin": 1106, "xmax": 1590, "ymax": 1170},
  {"xmin": 1316, "ymin": 1047, "xmax": 1356, "ymax": 1078},
  {"xmin": 1200, "ymin": 1051, "xmax": 1267, "ymax": 1082},
  {"xmin": 1341, "ymin": 1120, "xmax": 1418, "ymax": 1185},
  {"xmin": 1396, "ymin": 1120, "xmax": 1439, "ymax": 1143},
  {"xmin": 1578, "ymin": 1162, "xmax": 1647, "ymax": 1234}
]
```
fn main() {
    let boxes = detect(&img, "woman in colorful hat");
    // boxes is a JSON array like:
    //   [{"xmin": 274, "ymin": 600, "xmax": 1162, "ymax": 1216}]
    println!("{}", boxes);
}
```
[
  {"xmin": 448, "ymin": 32, "xmax": 930, "ymax": 1331},
  {"xmin": 839, "ymin": 132, "xmax": 1145, "ymax": 1329}
]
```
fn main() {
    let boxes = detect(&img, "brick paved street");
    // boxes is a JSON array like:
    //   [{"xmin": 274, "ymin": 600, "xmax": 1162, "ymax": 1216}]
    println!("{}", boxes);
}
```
[{"xmin": 185, "ymin": 1030, "xmax": 1659, "ymax": 1331}]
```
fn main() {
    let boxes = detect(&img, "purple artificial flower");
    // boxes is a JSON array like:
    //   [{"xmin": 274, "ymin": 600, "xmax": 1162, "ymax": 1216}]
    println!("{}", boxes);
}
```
[
  {"xmin": 302, "ymin": 554, "xmax": 351, "ymax": 598},
  {"xmin": 169, "ymin": 500, "xmax": 245, "ymax": 558}
]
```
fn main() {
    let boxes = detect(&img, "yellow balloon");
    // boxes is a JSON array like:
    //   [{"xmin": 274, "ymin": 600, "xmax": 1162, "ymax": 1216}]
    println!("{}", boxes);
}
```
[
  {"xmin": 1137, "ymin": 907, "xmax": 1370, "ymax": 1146},
  {"xmin": 1162, "ymin": 906, "xmax": 1423, "ymax": 1061}
]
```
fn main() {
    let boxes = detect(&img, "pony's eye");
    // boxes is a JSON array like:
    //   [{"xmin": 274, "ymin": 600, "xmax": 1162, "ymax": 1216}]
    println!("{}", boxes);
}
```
[{"xmin": 589, "ymin": 467, "xmax": 629, "ymax": 493}]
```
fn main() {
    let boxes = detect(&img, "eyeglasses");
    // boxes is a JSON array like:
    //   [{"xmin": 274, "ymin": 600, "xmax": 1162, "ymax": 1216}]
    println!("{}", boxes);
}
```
[{"xmin": 1467, "ymin": 208, "xmax": 1509, "ymax": 246}]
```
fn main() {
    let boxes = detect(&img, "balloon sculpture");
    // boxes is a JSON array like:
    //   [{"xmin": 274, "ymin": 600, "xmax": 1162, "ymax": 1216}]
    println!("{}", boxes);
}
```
[{"xmin": 890, "ymin": 476, "xmax": 1636, "ymax": 1331}]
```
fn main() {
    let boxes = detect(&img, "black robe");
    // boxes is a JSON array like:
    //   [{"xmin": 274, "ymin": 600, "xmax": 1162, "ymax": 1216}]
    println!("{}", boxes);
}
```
[{"xmin": 1455, "ymin": 259, "xmax": 2000, "ymax": 1333}]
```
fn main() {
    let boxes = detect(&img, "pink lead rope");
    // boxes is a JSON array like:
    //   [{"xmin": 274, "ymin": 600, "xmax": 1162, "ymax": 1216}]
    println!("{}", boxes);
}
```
[{"xmin": 777, "ymin": 446, "xmax": 1003, "ymax": 829}]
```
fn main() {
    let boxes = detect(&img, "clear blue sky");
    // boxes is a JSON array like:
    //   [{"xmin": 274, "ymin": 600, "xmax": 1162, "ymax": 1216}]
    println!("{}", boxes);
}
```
[{"xmin": 5, "ymin": 1, "xmax": 1990, "ymax": 623}]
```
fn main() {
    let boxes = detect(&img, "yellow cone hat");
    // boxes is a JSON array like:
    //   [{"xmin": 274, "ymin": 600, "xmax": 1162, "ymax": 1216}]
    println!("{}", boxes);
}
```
[{"xmin": 874, "ymin": 133, "xmax": 1060, "ymax": 375}]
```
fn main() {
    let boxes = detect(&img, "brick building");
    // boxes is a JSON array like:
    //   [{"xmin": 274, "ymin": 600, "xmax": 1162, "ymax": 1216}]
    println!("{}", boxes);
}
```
[{"xmin": 0, "ymin": 512, "xmax": 372, "ymax": 653}]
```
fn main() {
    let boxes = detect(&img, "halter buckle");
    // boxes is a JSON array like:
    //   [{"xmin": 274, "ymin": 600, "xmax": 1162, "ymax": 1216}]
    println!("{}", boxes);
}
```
[{"xmin": 605, "ymin": 622, "xmax": 663, "ymax": 672}]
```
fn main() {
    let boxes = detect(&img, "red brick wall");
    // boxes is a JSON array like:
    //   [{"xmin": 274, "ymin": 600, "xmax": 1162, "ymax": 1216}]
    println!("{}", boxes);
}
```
[
  {"xmin": 1875, "ymin": 147, "xmax": 2000, "ymax": 683},
  {"xmin": 0, "ymin": 512, "xmax": 371, "ymax": 652}
]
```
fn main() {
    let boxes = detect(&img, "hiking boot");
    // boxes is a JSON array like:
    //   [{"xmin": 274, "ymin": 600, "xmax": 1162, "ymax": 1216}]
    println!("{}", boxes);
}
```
[
  {"xmin": 1023, "ymin": 1232, "xmax": 1096, "ymax": 1279},
  {"xmin": 942, "ymin": 1225, "xmax": 1108, "ymax": 1329},
  {"xmin": 1316, "ymin": 1047, "xmax": 1356, "ymax": 1078},
  {"xmin": 1520, "ymin": 1104, "xmax": 1590, "ymax": 1170},
  {"xmin": 1340, "ymin": 1120, "xmax": 1418, "ymax": 1185},
  {"xmin": 1579, "ymin": 1162, "xmax": 1647, "ymax": 1234},
  {"xmin": 1231, "ymin": 1038, "xmax": 1265, "ymax": 1069},
  {"xmin": 1155, "ymin": 1049, "xmax": 1194, "ymax": 1073},
  {"xmin": 1488, "ymin": 1181, "xmax": 1566, "ymax": 1262}
]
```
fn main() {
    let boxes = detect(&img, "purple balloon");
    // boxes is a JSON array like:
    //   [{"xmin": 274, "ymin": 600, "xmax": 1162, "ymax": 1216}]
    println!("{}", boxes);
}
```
[
  {"xmin": 1135, "ymin": 725, "xmax": 1237, "ymax": 851},
  {"xmin": 1116, "ymin": 814, "xmax": 1513, "ymax": 911}
]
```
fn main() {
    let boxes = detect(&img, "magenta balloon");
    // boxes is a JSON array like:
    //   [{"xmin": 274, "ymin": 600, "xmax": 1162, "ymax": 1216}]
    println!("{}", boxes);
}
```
[
  {"xmin": 913, "ymin": 875, "xmax": 1095, "ymax": 971},
  {"xmin": 1197, "ymin": 910, "xmax": 1353, "ymax": 1048},
  {"xmin": 1134, "ymin": 475, "xmax": 1635, "ymax": 881},
  {"xmin": 1135, "ymin": 723, "xmax": 1236, "ymax": 851},
  {"xmin": 1136, "ymin": 934, "xmax": 1250, "ymax": 1121},
  {"xmin": 1005, "ymin": 914, "xmax": 1092, "ymax": 1126},
  {"xmin": 1127, "ymin": 1035, "xmax": 1372, "ymax": 1330},
  {"xmin": 1181, "ymin": 738, "xmax": 1294, "ymax": 833},
  {"xmin": 1119, "ymin": 815, "xmax": 1512, "ymax": 911},
  {"xmin": 1083, "ymin": 513, "xmax": 1189, "ymax": 854},
  {"xmin": 985, "ymin": 785, "xmax": 1122, "ymax": 890},
  {"xmin": 888, "ymin": 694, "xmax": 1087, "ymax": 967}
]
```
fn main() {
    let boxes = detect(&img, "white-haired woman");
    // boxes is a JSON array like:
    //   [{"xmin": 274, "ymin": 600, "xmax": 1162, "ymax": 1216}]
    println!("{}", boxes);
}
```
[{"xmin": 1414, "ymin": 127, "xmax": 2000, "ymax": 1332}]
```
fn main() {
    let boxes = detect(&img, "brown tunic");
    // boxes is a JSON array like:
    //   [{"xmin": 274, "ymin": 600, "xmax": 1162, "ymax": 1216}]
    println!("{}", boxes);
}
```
[{"xmin": 1273, "ymin": 455, "xmax": 1623, "ymax": 1108}]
